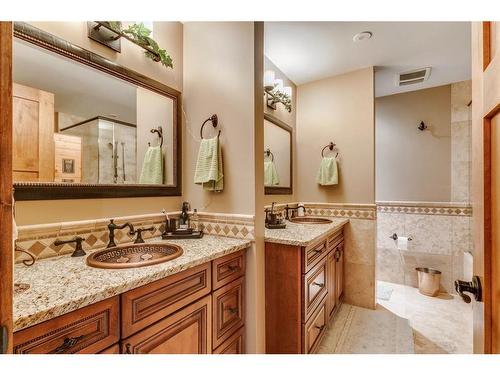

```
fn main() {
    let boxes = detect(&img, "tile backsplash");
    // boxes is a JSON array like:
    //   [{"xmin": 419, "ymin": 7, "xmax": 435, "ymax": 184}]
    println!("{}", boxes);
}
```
[{"xmin": 15, "ymin": 211, "xmax": 254, "ymax": 263}]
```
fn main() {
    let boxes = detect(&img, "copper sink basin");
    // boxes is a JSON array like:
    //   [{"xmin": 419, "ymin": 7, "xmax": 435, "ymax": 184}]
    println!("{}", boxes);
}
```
[
  {"xmin": 86, "ymin": 243, "xmax": 183, "ymax": 269},
  {"xmin": 289, "ymin": 217, "xmax": 333, "ymax": 224}
]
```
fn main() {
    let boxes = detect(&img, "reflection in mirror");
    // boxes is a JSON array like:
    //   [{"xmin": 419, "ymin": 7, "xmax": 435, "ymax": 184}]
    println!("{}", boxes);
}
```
[
  {"xmin": 13, "ymin": 38, "xmax": 175, "ymax": 186},
  {"xmin": 264, "ymin": 114, "xmax": 292, "ymax": 194}
]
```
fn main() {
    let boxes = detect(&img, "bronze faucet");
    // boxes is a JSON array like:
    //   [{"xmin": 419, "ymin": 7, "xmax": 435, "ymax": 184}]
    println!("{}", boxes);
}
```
[
  {"xmin": 53, "ymin": 236, "xmax": 86, "ymax": 257},
  {"xmin": 107, "ymin": 219, "xmax": 134, "ymax": 248}
]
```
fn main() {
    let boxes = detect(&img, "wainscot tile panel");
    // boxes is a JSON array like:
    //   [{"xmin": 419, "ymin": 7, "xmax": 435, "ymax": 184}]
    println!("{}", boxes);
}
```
[
  {"xmin": 376, "ymin": 201, "xmax": 472, "ymax": 294},
  {"xmin": 15, "ymin": 211, "xmax": 254, "ymax": 263}
]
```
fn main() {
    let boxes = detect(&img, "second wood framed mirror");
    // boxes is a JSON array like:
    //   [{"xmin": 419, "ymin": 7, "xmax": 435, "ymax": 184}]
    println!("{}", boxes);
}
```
[{"xmin": 264, "ymin": 113, "xmax": 293, "ymax": 195}]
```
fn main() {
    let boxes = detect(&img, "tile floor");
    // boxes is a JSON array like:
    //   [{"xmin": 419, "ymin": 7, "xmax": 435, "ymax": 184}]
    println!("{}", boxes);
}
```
[{"xmin": 317, "ymin": 281, "xmax": 472, "ymax": 354}]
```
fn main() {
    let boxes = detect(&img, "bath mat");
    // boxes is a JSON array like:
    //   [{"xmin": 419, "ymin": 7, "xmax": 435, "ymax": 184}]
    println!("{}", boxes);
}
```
[{"xmin": 377, "ymin": 284, "xmax": 394, "ymax": 301}]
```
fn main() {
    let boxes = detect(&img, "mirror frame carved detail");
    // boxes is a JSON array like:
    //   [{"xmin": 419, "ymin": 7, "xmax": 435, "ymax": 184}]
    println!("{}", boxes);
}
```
[
  {"xmin": 12, "ymin": 22, "xmax": 182, "ymax": 200},
  {"xmin": 264, "ymin": 113, "xmax": 293, "ymax": 195}
]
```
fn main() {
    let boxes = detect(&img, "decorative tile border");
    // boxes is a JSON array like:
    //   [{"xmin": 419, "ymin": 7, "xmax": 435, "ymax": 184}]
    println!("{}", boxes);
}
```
[
  {"xmin": 304, "ymin": 203, "xmax": 376, "ymax": 220},
  {"xmin": 15, "ymin": 211, "xmax": 254, "ymax": 263},
  {"xmin": 376, "ymin": 201, "xmax": 472, "ymax": 217},
  {"xmin": 264, "ymin": 202, "xmax": 377, "ymax": 220}
]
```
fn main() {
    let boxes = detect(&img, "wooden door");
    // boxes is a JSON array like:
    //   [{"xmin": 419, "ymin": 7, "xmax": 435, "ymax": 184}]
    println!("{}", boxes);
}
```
[
  {"xmin": 12, "ymin": 82, "xmax": 54, "ymax": 182},
  {"xmin": 0, "ymin": 22, "xmax": 13, "ymax": 354},
  {"xmin": 471, "ymin": 21, "xmax": 500, "ymax": 353},
  {"xmin": 121, "ymin": 295, "xmax": 211, "ymax": 354}
]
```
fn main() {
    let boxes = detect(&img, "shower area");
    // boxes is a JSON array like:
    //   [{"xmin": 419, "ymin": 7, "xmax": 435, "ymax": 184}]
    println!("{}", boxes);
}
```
[
  {"xmin": 61, "ymin": 117, "xmax": 137, "ymax": 184},
  {"xmin": 375, "ymin": 81, "xmax": 473, "ymax": 353}
]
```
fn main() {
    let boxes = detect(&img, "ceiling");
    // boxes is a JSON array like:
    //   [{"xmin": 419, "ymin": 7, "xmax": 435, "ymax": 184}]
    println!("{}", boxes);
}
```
[
  {"xmin": 264, "ymin": 22, "xmax": 471, "ymax": 97},
  {"xmin": 13, "ymin": 39, "xmax": 137, "ymax": 124}
]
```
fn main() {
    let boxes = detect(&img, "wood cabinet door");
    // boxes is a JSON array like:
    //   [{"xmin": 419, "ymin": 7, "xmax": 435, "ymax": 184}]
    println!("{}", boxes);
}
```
[
  {"xmin": 13, "ymin": 83, "xmax": 54, "ymax": 182},
  {"xmin": 326, "ymin": 251, "xmax": 336, "ymax": 317},
  {"xmin": 212, "ymin": 277, "xmax": 245, "ymax": 349},
  {"xmin": 121, "ymin": 295, "xmax": 211, "ymax": 354},
  {"xmin": 213, "ymin": 327, "xmax": 244, "ymax": 354},
  {"xmin": 335, "ymin": 243, "xmax": 344, "ymax": 304}
]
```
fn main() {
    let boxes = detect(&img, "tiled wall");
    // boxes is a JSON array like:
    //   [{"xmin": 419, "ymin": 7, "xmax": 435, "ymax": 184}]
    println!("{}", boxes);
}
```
[
  {"xmin": 376, "ymin": 201, "xmax": 472, "ymax": 294},
  {"xmin": 451, "ymin": 81, "xmax": 472, "ymax": 203},
  {"xmin": 15, "ymin": 211, "xmax": 254, "ymax": 264},
  {"xmin": 266, "ymin": 202, "xmax": 377, "ymax": 309}
]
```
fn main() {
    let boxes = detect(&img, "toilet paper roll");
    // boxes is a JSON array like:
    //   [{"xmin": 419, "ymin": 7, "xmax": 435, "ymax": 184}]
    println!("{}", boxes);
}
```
[
  {"xmin": 463, "ymin": 251, "xmax": 473, "ymax": 281},
  {"xmin": 397, "ymin": 236, "xmax": 409, "ymax": 250}
]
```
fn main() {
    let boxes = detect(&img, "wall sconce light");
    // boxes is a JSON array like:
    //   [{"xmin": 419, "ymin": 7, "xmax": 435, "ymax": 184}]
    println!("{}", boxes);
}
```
[{"xmin": 264, "ymin": 70, "xmax": 292, "ymax": 112}]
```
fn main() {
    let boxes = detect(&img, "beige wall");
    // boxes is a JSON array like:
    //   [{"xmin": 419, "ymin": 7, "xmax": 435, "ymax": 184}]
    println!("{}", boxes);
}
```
[
  {"xmin": 263, "ymin": 56, "xmax": 297, "ymax": 205},
  {"xmin": 15, "ymin": 22, "xmax": 184, "ymax": 225},
  {"xmin": 182, "ymin": 22, "xmax": 265, "ymax": 353},
  {"xmin": 296, "ymin": 67, "xmax": 375, "ymax": 204},
  {"xmin": 376, "ymin": 85, "xmax": 452, "ymax": 202},
  {"xmin": 182, "ymin": 22, "xmax": 255, "ymax": 215}
]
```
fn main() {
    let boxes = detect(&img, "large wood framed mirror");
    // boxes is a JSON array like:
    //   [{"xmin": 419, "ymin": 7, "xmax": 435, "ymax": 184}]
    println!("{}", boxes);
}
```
[
  {"xmin": 264, "ymin": 113, "xmax": 293, "ymax": 195},
  {"xmin": 12, "ymin": 22, "xmax": 182, "ymax": 200}
]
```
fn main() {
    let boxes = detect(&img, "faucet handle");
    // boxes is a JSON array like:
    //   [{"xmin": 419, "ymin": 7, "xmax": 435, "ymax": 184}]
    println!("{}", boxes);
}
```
[
  {"xmin": 133, "ymin": 226, "xmax": 155, "ymax": 243},
  {"xmin": 54, "ymin": 236, "xmax": 86, "ymax": 257}
]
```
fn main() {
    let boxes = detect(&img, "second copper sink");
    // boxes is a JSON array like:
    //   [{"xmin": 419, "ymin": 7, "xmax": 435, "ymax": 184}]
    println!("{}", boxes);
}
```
[
  {"xmin": 289, "ymin": 217, "xmax": 333, "ymax": 224},
  {"xmin": 86, "ymin": 243, "xmax": 183, "ymax": 269}
]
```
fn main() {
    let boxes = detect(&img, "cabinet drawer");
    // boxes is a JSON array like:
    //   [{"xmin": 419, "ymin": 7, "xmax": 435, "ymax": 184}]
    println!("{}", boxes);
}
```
[
  {"xmin": 212, "ymin": 277, "xmax": 245, "ymax": 349},
  {"xmin": 327, "ymin": 229, "xmax": 343, "ymax": 251},
  {"xmin": 99, "ymin": 344, "xmax": 120, "ymax": 354},
  {"xmin": 14, "ymin": 296, "xmax": 119, "ymax": 354},
  {"xmin": 303, "ymin": 240, "xmax": 327, "ymax": 273},
  {"xmin": 121, "ymin": 262, "xmax": 211, "ymax": 338},
  {"xmin": 212, "ymin": 250, "xmax": 246, "ymax": 290},
  {"xmin": 302, "ymin": 298, "xmax": 327, "ymax": 354},
  {"xmin": 121, "ymin": 295, "xmax": 212, "ymax": 354},
  {"xmin": 213, "ymin": 327, "xmax": 245, "ymax": 354},
  {"xmin": 303, "ymin": 257, "xmax": 328, "ymax": 322}
]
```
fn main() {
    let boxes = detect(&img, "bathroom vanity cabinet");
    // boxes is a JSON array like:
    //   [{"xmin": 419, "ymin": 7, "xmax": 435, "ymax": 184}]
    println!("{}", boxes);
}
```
[
  {"xmin": 265, "ymin": 228, "xmax": 344, "ymax": 353},
  {"xmin": 13, "ymin": 250, "xmax": 246, "ymax": 354}
]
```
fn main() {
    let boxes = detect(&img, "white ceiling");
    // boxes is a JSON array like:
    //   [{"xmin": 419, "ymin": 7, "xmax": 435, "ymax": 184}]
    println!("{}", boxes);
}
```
[
  {"xmin": 264, "ymin": 22, "xmax": 471, "ymax": 97},
  {"xmin": 13, "ymin": 39, "xmax": 137, "ymax": 123}
]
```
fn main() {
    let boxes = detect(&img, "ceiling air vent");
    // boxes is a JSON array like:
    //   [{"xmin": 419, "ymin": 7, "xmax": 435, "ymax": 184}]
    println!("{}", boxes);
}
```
[{"xmin": 397, "ymin": 67, "xmax": 431, "ymax": 86}]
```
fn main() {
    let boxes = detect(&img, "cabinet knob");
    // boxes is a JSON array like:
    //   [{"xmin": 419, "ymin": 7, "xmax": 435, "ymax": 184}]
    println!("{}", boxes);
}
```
[
  {"xmin": 226, "ymin": 306, "xmax": 238, "ymax": 314},
  {"xmin": 312, "ymin": 282, "xmax": 324, "ymax": 288}
]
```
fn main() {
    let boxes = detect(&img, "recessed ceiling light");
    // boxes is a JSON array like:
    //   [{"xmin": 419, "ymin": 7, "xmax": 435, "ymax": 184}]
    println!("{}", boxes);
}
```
[{"xmin": 353, "ymin": 31, "xmax": 373, "ymax": 42}]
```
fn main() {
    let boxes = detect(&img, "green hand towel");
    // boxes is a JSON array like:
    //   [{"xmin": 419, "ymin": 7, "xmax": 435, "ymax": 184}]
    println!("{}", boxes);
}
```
[
  {"xmin": 264, "ymin": 160, "xmax": 280, "ymax": 186},
  {"xmin": 194, "ymin": 136, "xmax": 224, "ymax": 191},
  {"xmin": 139, "ymin": 145, "xmax": 163, "ymax": 184},
  {"xmin": 316, "ymin": 157, "xmax": 338, "ymax": 186}
]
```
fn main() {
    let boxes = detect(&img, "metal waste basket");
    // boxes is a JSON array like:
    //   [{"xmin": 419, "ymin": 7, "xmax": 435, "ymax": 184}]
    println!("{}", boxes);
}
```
[{"xmin": 416, "ymin": 267, "xmax": 441, "ymax": 297}]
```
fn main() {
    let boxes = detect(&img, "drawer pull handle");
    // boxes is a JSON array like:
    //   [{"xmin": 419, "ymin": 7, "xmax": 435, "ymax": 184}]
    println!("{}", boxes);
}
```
[
  {"xmin": 226, "ymin": 264, "xmax": 239, "ymax": 271},
  {"xmin": 124, "ymin": 343, "xmax": 132, "ymax": 354},
  {"xmin": 315, "ymin": 324, "xmax": 325, "ymax": 330},
  {"xmin": 226, "ymin": 306, "xmax": 238, "ymax": 314},
  {"xmin": 51, "ymin": 335, "xmax": 84, "ymax": 354},
  {"xmin": 312, "ymin": 282, "xmax": 324, "ymax": 288},
  {"xmin": 313, "ymin": 249, "xmax": 323, "ymax": 254}
]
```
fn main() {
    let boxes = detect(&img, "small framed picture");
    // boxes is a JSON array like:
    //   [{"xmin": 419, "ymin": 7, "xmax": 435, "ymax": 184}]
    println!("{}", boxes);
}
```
[{"xmin": 62, "ymin": 158, "xmax": 75, "ymax": 174}]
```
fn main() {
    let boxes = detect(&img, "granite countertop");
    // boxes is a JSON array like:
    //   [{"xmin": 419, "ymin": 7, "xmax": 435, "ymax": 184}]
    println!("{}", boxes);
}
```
[
  {"xmin": 13, "ymin": 235, "xmax": 252, "ymax": 332},
  {"xmin": 264, "ymin": 218, "xmax": 348, "ymax": 247}
]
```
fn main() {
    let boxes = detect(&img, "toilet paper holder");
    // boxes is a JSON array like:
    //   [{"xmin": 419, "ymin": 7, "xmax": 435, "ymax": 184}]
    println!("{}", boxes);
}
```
[{"xmin": 389, "ymin": 233, "xmax": 413, "ymax": 241}]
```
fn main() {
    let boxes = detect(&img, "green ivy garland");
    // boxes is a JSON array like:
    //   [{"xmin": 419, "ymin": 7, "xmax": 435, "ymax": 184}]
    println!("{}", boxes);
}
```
[{"xmin": 106, "ymin": 21, "xmax": 173, "ymax": 69}]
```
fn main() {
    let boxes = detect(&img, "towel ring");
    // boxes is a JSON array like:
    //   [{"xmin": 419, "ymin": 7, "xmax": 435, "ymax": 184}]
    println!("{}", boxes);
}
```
[
  {"xmin": 200, "ymin": 114, "xmax": 220, "ymax": 139},
  {"xmin": 148, "ymin": 126, "xmax": 163, "ymax": 147},
  {"xmin": 264, "ymin": 148, "xmax": 274, "ymax": 162},
  {"xmin": 321, "ymin": 141, "xmax": 338, "ymax": 158}
]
